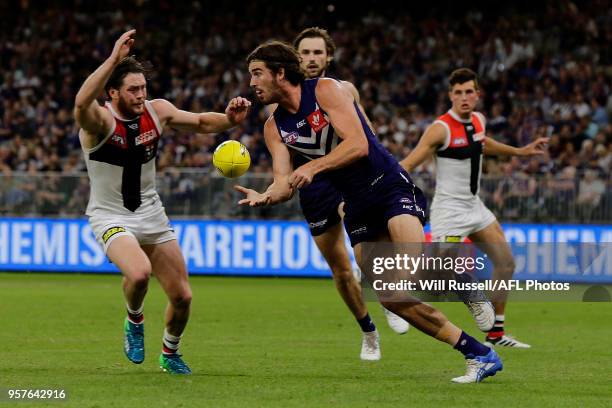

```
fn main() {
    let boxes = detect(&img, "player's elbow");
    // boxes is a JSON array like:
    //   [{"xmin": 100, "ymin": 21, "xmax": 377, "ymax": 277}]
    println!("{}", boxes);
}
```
[
  {"xmin": 73, "ymin": 94, "xmax": 91, "ymax": 113},
  {"xmin": 353, "ymin": 138, "xmax": 369, "ymax": 159},
  {"xmin": 73, "ymin": 104, "xmax": 84, "ymax": 118},
  {"xmin": 73, "ymin": 105, "xmax": 86, "ymax": 125}
]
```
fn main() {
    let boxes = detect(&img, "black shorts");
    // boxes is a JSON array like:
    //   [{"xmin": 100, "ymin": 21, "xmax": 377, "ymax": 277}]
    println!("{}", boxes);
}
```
[{"xmin": 343, "ymin": 170, "xmax": 427, "ymax": 247}]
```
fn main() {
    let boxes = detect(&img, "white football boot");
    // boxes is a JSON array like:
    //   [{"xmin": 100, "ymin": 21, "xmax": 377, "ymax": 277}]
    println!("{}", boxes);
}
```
[
  {"xmin": 464, "ymin": 300, "xmax": 495, "ymax": 332},
  {"xmin": 484, "ymin": 334, "xmax": 531, "ymax": 348},
  {"xmin": 381, "ymin": 306, "xmax": 410, "ymax": 335},
  {"xmin": 360, "ymin": 330, "xmax": 381, "ymax": 361}
]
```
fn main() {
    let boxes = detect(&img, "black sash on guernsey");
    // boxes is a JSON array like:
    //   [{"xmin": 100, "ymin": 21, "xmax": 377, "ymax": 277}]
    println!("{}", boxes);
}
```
[
  {"xmin": 122, "ymin": 123, "xmax": 142, "ymax": 211},
  {"xmin": 436, "ymin": 124, "xmax": 482, "ymax": 195},
  {"xmin": 90, "ymin": 117, "xmax": 158, "ymax": 212}
]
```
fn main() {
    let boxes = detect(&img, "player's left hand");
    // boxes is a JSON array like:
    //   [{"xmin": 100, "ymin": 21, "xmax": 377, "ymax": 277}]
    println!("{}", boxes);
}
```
[
  {"xmin": 289, "ymin": 163, "xmax": 315, "ymax": 189},
  {"xmin": 522, "ymin": 137, "xmax": 549, "ymax": 156},
  {"xmin": 226, "ymin": 97, "xmax": 251, "ymax": 125}
]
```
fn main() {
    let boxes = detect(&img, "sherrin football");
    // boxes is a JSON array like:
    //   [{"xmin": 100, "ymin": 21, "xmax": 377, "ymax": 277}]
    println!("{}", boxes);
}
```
[{"xmin": 212, "ymin": 140, "xmax": 251, "ymax": 178}]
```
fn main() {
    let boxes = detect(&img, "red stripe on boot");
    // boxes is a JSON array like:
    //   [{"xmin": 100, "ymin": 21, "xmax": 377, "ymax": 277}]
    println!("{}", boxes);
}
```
[{"xmin": 487, "ymin": 330, "xmax": 505, "ymax": 339}]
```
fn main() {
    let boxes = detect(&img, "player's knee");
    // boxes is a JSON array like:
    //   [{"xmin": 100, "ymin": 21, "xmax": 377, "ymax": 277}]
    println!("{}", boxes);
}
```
[
  {"xmin": 170, "ymin": 288, "xmax": 192, "ymax": 309},
  {"xmin": 125, "ymin": 264, "xmax": 152, "ymax": 288},
  {"xmin": 331, "ymin": 266, "xmax": 355, "ymax": 286},
  {"xmin": 493, "ymin": 255, "xmax": 516, "ymax": 276}
]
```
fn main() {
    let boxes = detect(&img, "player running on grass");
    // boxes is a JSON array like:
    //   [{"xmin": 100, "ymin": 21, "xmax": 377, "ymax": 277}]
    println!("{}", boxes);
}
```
[
  {"xmin": 237, "ymin": 41, "xmax": 503, "ymax": 383},
  {"xmin": 400, "ymin": 68, "xmax": 548, "ymax": 348},
  {"xmin": 74, "ymin": 30, "xmax": 250, "ymax": 374},
  {"xmin": 289, "ymin": 27, "xmax": 409, "ymax": 361}
]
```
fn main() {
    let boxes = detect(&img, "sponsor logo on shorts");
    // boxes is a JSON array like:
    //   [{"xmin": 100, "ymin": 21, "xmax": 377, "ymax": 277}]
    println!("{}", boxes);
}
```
[
  {"xmin": 350, "ymin": 226, "xmax": 367, "ymax": 235},
  {"xmin": 102, "ymin": 226, "xmax": 126, "ymax": 243},
  {"xmin": 400, "ymin": 197, "xmax": 424, "ymax": 214},
  {"xmin": 309, "ymin": 218, "xmax": 328, "ymax": 229},
  {"xmin": 444, "ymin": 235, "xmax": 462, "ymax": 243},
  {"xmin": 370, "ymin": 173, "xmax": 384, "ymax": 186}
]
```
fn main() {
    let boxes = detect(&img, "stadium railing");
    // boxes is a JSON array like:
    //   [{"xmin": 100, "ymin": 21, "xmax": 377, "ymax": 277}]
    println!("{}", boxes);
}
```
[{"xmin": 0, "ymin": 170, "xmax": 610, "ymax": 223}]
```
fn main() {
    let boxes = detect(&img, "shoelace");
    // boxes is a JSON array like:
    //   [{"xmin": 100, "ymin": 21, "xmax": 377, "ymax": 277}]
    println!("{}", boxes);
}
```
[
  {"xmin": 126, "ymin": 324, "xmax": 144, "ymax": 348},
  {"xmin": 466, "ymin": 301, "xmax": 484, "ymax": 314},
  {"xmin": 466, "ymin": 302, "xmax": 492, "ymax": 324},
  {"xmin": 363, "ymin": 334, "xmax": 378, "ymax": 352}
]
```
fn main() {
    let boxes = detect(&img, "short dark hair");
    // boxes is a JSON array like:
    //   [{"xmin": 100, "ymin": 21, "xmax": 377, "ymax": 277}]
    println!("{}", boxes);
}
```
[
  {"xmin": 246, "ymin": 41, "xmax": 305, "ymax": 86},
  {"xmin": 448, "ymin": 68, "xmax": 479, "ymax": 91},
  {"xmin": 105, "ymin": 56, "xmax": 150, "ymax": 97},
  {"xmin": 293, "ymin": 27, "xmax": 336, "ymax": 57}
]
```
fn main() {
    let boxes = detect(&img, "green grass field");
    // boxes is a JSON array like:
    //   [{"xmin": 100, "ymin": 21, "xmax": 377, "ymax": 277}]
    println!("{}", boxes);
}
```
[{"xmin": 1, "ymin": 273, "xmax": 611, "ymax": 407}]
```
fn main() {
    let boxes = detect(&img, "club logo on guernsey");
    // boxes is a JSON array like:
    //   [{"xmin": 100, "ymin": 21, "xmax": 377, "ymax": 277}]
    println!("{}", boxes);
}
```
[
  {"xmin": 307, "ymin": 110, "xmax": 329, "ymax": 132},
  {"xmin": 110, "ymin": 133, "xmax": 127, "ymax": 148},
  {"xmin": 102, "ymin": 226, "xmax": 126, "ymax": 243}
]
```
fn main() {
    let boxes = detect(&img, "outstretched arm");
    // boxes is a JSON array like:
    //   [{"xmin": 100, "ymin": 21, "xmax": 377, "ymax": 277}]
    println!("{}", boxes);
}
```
[
  {"xmin": 399, "ymin": 123, "xmax": 447, "ymax": 173},
  {"xmin": 235, "ymin": 117, "xmax": 295, "ymax": 207},
  {"xmin": 151, "ymin": 97, "xmax": 251, "ymax": 134},
  {"xmin": 74, "ymin": 29, "xmax": 136, "ymax": 138},
  {"xmin": 484, "ymin": 136, "xmax": 549, "ymax": 157}
]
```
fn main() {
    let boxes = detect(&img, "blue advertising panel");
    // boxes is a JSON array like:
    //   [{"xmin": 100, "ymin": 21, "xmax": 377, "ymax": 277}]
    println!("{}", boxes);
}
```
[{"xmin": 0, "ymin": 218, "xmax": 610, "ymax": 282}]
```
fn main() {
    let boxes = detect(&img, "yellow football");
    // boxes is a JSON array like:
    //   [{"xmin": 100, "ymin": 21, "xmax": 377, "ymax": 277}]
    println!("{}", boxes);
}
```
[{"xmin": 212, "ymin": 140, "xmax": 251, "ymax": 178}]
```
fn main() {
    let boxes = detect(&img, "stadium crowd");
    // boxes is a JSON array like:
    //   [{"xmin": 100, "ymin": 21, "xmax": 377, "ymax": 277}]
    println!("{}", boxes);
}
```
[{"xmin": 0, "ymin": 1, "xmax": 610, "ymax": 220}]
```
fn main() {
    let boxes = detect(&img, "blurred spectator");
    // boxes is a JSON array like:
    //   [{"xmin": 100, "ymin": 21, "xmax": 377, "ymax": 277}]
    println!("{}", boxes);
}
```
[
  {"xmin": 0, "ymin": 0, "xmax": 610, "ymax": 221},
  {"xmin": 577, "ymin": 169, "xmax": 606, "ymax": 221}
]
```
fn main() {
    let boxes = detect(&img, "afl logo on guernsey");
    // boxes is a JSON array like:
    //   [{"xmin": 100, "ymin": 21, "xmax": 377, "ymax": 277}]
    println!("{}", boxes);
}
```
[
  {"xmin": 452, "ymin": 137, "xmax": 468, "ymax": 147},
  {"xmin": 307, "ymin": 110, "xmax": 329, "ymax": 132},
  {"xmin": 280, "ymin": 130, "xmax": 299, "ymax": 145}
]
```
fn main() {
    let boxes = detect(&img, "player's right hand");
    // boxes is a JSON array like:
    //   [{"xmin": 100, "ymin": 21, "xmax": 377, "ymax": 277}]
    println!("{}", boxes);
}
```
[
  {"xmin": 110, "ymin": 29, "xmax": 136, "ymax": 64},
  {"xmin": 234, "ymin": 185, "xmax": 270, "ymax": 207}
]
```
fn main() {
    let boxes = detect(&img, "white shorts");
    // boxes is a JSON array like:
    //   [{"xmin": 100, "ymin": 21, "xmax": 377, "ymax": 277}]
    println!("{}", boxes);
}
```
[
  {"xmin": 89, "ymin": 205, "xmax": 176, "ymax": 253},
  {"xmin": 430, "ymin": 197, "xmax": 496, "ymax": 242}
]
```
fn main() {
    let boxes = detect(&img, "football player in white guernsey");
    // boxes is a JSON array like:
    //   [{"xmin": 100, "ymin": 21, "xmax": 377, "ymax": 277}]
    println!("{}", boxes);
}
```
[
  {"xmin": 74, "ymin": 29, "xmax": 250, "ymax": 374},
  {"xmin": 400, "ymin": 68, "xmax": 548, "ymax": 348}
]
